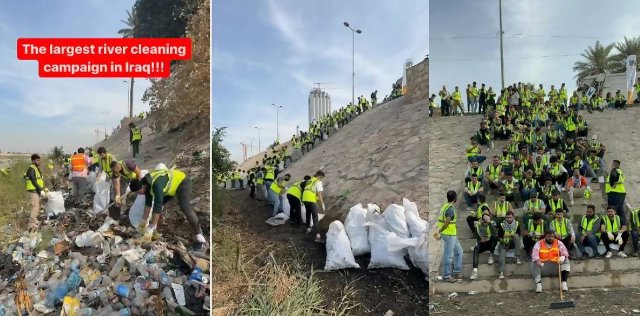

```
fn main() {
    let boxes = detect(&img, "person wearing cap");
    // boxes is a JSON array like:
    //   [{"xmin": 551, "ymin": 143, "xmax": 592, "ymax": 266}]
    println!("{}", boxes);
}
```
[
  {"xmin": 24, "ymin": 154, "xmax": 49, "ymax": 231},
  {"xmin": 497, "ymin": 211, "xmax": 523, "ymax": 279},
  {"xmin": 128, "ymin": 167, "xmax": 207, "ymax": 251},
  {"xmin": 469, "ymin": 214, "xmax": 497, "ymax": 280},
  {"xmin": 531, "ymin": 230, "xmax": 571, "ymax": 293},
  {"xmin": 600, "ymin": 205, "xmax": 629, "ymax": 258},
  {"xmin": 576, "ymin": 205, "xmax": 602, "ymax": 259}
]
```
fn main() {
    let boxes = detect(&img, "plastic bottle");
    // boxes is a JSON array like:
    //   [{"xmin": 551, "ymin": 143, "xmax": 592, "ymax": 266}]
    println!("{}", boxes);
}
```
[
  {"xmin": 65, "ymin": 271, "xmax": 82, "ymax": 291},
  {"xmin": 109, "ymin": 257, "xmax": 126, "ymax": 279},
  {"xmin": 188, "ymin": 267, "xmax": 203, "ymax": 282},
  {"xmin": 158, "ymin": 268, "xmax": 171, "ymax": 285}
]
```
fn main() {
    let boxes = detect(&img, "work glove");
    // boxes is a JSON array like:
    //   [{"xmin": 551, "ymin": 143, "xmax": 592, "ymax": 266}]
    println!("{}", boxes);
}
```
[
  {"xmin": 321, "ymin": 203, "xmax": 326, "ymax": 212},
  {"xmin": 608, "ymin": 232, "xmax": 615, "ymax": 240},
  {"xmin": 559, "ymin": 256, "xmax": 566, "ymax": 264},
  {"xmin": 40, "ymin": 190, "xmax": 47, "ymax": 198},
  {"xmin": 616, "ymin": 232, "xmax": 623, "ymax": 245},
  {"xmin": 43, "ymin": 188, "xmax": 50, "ymax": 194},
  {"xmin": 115, "ymin": 195, "xmax": 122, "ymax": 204},
  {"xmin": 138, "ymin": 223, "xmax": 147, "ymax": 233}
]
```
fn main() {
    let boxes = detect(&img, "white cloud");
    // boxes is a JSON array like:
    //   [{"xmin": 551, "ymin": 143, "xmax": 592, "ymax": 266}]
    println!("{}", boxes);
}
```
[{"xmin": 266, "ymin": 0, "xmax": 307, "ymax": 52}]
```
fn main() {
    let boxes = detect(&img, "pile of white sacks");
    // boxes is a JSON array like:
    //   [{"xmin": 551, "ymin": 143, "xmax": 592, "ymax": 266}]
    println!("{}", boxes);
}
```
[{"xmin": 324, "ymin": 198, "xmax": 428, "ymax": 274}]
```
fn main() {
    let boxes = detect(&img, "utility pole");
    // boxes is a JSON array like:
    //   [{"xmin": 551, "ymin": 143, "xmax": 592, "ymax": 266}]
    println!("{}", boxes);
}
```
[
  {"xmin": 499, "ymin": 0, "xmax": 505, "ymax": 90},
  {"xmin": 101, "ymin": 110, "xmax": 109, "ymax": 140},
  {"xmin": 344, "ymin": 22, "xmax": 362, "ymax": 108},
  {"xmin": 129, "ymin": 78, "xmax": 135, "ymax": 118},
  {"xmin": 271, "ymin": 104, "xmax": 283, "ymax": 141},
  {"xmin": 254, "ymin": 126, "xmax": 263, "ymax": 152},
  {"xmin": 94, "ymin": 129, "xmax": 100, "ymax": 143}
]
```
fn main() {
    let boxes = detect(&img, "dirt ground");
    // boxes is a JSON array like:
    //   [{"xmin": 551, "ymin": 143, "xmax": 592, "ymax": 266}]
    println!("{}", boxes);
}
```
[
  {"xmin": 214, "ymin": 189, "xmax": 429, "ymax": 315},
  {"xmin": 430, "ymin": 287, "xmax": 640, "ymax": 315}
]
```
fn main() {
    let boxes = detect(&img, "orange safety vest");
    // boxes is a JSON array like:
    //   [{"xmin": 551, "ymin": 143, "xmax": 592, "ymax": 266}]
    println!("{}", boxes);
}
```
[
  {"xmin": 70, "ymin": 153, "xmax": 87, "ymax": 172},
  {"xmin": 538, "ymin": 239, "xmax": 560, "ymax": 262}
]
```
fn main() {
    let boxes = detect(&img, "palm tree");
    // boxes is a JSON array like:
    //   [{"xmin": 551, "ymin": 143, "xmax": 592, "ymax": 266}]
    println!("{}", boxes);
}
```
[
  {"xmin": 573, "ymin": 40, "xmax": 617, "ymax": 84},
  {"xmin": 612, "ymin": 36, "xmax": 640, "ymax": 73},
  {"xmin": 118, "ymin": 7, "xmax": 136, "ymax": 118}
]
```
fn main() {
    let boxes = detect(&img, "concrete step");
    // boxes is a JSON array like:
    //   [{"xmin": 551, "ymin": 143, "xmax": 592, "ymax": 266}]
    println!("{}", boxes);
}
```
[
  {"xmin": 461, "ymin": 256, "xmax": 640, "ymax": 279},
  {"xmin": 433, "ymin": 269, "xmax": 640, "ymax": 293}
]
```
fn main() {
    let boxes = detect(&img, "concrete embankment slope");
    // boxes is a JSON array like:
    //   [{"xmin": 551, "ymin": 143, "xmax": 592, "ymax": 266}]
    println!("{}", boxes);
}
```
[{"xmin": 281, "ymin": 96, "xmax": 428, "ymax": 222}]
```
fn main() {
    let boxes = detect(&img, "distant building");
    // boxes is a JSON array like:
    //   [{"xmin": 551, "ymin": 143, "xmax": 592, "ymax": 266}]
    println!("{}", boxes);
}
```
[{"xmin": 308, "ymin": 89, "xmax": 331, "ymax": 126}]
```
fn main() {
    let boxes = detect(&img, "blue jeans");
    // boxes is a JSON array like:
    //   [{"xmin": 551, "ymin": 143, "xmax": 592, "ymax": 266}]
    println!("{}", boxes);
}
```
[
  {"xmin": 520, "ymin": 188, "xmax": 537, "ymax": 202},
  {"xmin": 441, "ymin": 235, "xmax": 463, "ymax": 279},
  {"xmin": 632, "ymin": 231, "xmax": 639, "ymax": 252},
  {"xmin": 463, "ymin": 192, "xmax": 478, "ymax": 207},
  {"xmin": 576, "ymin": 232, "xmax": 600, "ymax": 256},
  {"xmin": 267, "ymin": 189, "xmax": 282, "ymax": 216},
  {"xmin": 468, "ymin": 155, "xmax": 486, "ymax": 164}
]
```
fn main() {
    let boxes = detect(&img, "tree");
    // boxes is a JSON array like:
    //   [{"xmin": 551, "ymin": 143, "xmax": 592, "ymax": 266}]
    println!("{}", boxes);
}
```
[
  {"xmin": 212, "ymin": 127, "xmax": 232, "ymax": 177},
  {"xmin": 573, "ymin": 41, "xmax": 617, "ymax": 84},
  {"xmin": 118, "ymin": 6, "xmax": 137, "ymax": 118},
  {"xmin": 142, "ymin": 0, "xmax": 209, "ymax": 132},
  {"xmin": 49, "ymin": 146, "xmax": 65, "ymax": 162},
  {"xmin": 133, "ymin": 0, "xmax": 198, "ymax": 39},
  {"xmin": 612, "ymin": 36, "xmax": 640, "ymax": 73}
]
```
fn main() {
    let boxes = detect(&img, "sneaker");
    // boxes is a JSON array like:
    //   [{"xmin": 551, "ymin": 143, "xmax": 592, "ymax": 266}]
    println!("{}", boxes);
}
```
[
  {"xmin": 452, "ymin": 273, "xmax": 463, "ymax": 280},
  {"xmin": 618, "ymin": 251, "xmax": 628, "ymax": 258},
  {"xmin": 562, "ymin": 281, "xmax": 568, "ymax": 291},
  {"xmin": 516, "ymin": 257, "xmax": 522, "ymax": 265},
  {"xmin": 447, "ymin": 277, "xmax": 459, "ymax": 283},
  {"xmin": 606, "ymin": 251, "xmax": 613, "ymax": 258},
  {"xmin": 488, "ymin": 256, "xmax": 494, "ymax": 265},
  {"xmin": 470, "ymin": 268, "xmax": 478, "ymax": 280},
  {"xmin": 499, "ymin": 272, "xmax": 504, "ymax": 279},
  {"xmin": 536, "ymin": 282, "xmax": 542, "ymax": 293},
  {"xmin": 581, "ymin": 253, "xmax": 589, "ymax": 260}
]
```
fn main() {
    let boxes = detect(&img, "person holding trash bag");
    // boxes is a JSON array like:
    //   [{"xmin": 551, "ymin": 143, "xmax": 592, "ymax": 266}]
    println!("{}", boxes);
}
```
[
  {"xmin": 302, "ymin": 170, "xmax": 326, "ymax": 242},
  {"xmin": 25, "ymin": 154, "xmax": 49, "ymax": 231},
  {"xmin": 129, "ymin": 167, "xmax": 207, "ymax": 251},
  {"xmin": 110, "ymin": 159, "xmax": 142, "ymax": 218}
]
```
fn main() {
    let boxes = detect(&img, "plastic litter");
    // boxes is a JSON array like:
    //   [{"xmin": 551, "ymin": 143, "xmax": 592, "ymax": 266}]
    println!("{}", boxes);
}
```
[
  {"xmin": 45, "ymin": 191, "xmax": 66, "ymax": 218},
  {"xmin": 93, "ymin": 181, "xmax": 111, "ymax": 214}
]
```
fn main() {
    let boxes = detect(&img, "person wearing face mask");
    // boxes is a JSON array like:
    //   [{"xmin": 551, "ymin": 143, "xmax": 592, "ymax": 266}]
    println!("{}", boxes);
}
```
[
  {"xmin": 576, "ymin": 205, "xmax": 602, "ymax": 259},
  {"xmin": 531, "ymin": 230, "xmax": 571, "ymax": 293},
  {"xmin": 470, "ymin": 214, "xmax": 497, "ymax": 280},
  {"xmin": 601, "ymin": 206, "xmax": 630, "ymax": 259}
]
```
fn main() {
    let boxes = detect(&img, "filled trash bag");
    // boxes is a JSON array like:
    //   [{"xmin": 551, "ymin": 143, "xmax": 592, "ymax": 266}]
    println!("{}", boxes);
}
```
[
  {"xmin": 324, "ymin": 221, "xmax": 360, "ymax": 270},
  {"xmin": 344, "ymin": 204, "xmax": 370, "ymax": 256},
  {"xmin": 45, "ymin": 191, "xmax": 65, "ymax": 218},
  {"xmin": 92, "ymin": 181, "xmax": 110, "ymax": 214}
]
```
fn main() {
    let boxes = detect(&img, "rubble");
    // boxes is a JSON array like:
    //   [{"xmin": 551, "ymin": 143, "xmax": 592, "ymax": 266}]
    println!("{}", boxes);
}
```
[{"xmin": 0, "ymin": 194, "xmax": 210, "ymax": 315}]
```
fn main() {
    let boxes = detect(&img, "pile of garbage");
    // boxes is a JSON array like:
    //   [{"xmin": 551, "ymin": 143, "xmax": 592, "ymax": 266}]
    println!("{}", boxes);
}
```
[
  {"xmin": 324, "ymin": 198, "xmax": 429, "ymax": 274},
  {"xmin": 0, "ymin": 189, "xmax": 210, "ymax": 314}
]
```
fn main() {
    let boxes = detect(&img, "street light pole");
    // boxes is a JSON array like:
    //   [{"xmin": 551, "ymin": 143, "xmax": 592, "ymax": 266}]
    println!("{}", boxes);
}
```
[
  {"xmin": 499, "ymin": 0, "xmax": 505, "ymax": 90},
  {"xmin": 271, "ymin": 104, "xmax": 283, "ymax": 141},
  {"xmin": 254, "ymin": 126, "xmax": 262, "ymax": 152},
  {"xmin": 344, "ymin": 22, "xmax": 362, "ymax": 108}
]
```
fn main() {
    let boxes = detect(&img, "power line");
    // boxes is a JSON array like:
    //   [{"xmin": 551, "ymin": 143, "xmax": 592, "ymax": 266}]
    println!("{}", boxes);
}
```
[
  {"xmin": 431, "ymin": 33, "xmax": 633, "ymax": 41},
  {"xmin": 432, "ymin": 53, "xmax": 581, "ymax": 62}
]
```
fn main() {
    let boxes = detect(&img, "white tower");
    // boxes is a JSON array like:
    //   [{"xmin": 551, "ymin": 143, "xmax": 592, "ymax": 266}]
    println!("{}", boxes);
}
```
[{"xmin": 308, "ymin": 89, "xmax": 332, "ymax": 126}]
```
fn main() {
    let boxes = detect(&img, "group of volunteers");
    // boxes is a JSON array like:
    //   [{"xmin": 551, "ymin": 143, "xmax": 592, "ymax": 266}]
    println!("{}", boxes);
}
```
[
  {"xmin": 23, "ymin": 122, "xmax": 208, "ymax": 251},
  {"xmin": 435, "ymin": 81, "xmax": 638, "ymax": 293}
]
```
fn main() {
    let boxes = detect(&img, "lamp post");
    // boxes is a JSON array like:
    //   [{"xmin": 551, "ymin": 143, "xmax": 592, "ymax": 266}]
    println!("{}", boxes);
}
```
[
  {"xmin": 271, "ymin": 104, "xmax": 283, "ymax": 141},
  {"xmin": 343, "ymin": 22, "xmax": 362, "ymax": 108},
  {"xmin": 254, "ymin": 126, "xmax": 263, "ymax": 152},
  {"xmin": 122, "ymin": 80, "xmax": 130, "ymax": 117}
]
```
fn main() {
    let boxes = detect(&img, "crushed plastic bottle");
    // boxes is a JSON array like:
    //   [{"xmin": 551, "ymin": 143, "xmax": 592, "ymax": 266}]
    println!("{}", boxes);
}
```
[{"xmin": 109, "ymin": 257, "xmax": 126, "ymax": 279}]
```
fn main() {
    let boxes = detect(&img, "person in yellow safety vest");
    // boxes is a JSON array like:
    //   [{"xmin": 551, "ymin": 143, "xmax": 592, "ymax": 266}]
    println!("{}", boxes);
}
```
[
  {"xmin": 614, "ymin": 90, "xmax": 627, "ymax": 109},
  {"xmin": 302, "ymin": 170, "xmax": 326, "ymax": 239},
  {"xmin": 606, "ymin": 159, "xmax": 627, "ymax": 226},
  {"xmin": 465, "ymin": 137, "xmax": 485, "ymax": 163},
  {"xmin": 576, "ymin": 205, "xmax": 602, "ymax": 259},
  {"xmin": 129, "ymin": 167, "xmax": 208, "ymax": 251},
  {"xmin": 452, "ymin": 86, "xmax": 464, "ymax": 116},
  {"xmin": 570, "ymin": 91, "xmax": 579, "ymax": 111},
  {"xmin": 96, "ymin": 147, "xmax": 117, "ymax": 180},
  {"xmin": 559, "ymin": 83, "xmax": 568, "ymax": 107},
  {"xmin": 550, "ymin": 209, "xmax": 576, "ymax": 253},
  {"xmin": 635, "ymin": 79, "xmax": 640, "ymax": 103},
  {"xmin": 497, "ymin": 211, "xmax": 523, "ymax": 279},
  {"xmin": 24, "ymin": 154, "xmax": 49, "ymax": 231},
  {"xmin": 428, "ymin": 94, "xmax": 436, "ymax": 118},
  {"xmin": 469, "ymin": 214, "xmax": 497, "ymax": 280},
  {"xmin": 630, "ymin": 207, "xmax": 640, "ymax": 257},
  {"xmin": 263, "ymin": 163, "xmax": 275, "ymax": 189},
  {"xmin": 268, "ymin": 173, "xmax": 291, "ymax": 216},
  {"xmin": 286, "ymin": 175, "xmax": 311, "ymax": 227},
  {"xmin": 538, "ymin": 84, "xmax": 546, "ymax": 101},
  {"xmin": 238, "ymin": 169, "xmax": 245, "ymax": 190},
  {"xmin": 600, "ymin": 205, "xmax": 629, "ymax": 258},
  {"xmin": 110, "ymin": 159, "xmax": 142, "ymax": 216},
  {"xmin": 434, "ymin": 190, "xmax": 463, "ymax": 282},
  {"xmin": 129, "ymin": 123, "xmax": 143, "ymax": 159},
  {"xmin": 69, "ymin": 148, "xmax": 92, "ymax": 205}
]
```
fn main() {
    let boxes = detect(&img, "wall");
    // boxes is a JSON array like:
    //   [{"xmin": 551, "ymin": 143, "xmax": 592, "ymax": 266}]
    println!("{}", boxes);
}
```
[{"xmin": 405, "ymin": 57, "xmax": 429, "ymax": 104}]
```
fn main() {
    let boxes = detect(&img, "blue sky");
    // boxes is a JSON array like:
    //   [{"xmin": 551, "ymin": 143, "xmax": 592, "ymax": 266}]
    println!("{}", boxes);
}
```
[
  {"xmin": 0, "ymin": 0, "xmax": 151, "ymax": 153},
  {"xmin": 213, "ymin": 0, "xmax": 429, "ymax": 162},
  {"xmin": 430, "ymin": 0, "xmax": 640, "ymax": 97}
]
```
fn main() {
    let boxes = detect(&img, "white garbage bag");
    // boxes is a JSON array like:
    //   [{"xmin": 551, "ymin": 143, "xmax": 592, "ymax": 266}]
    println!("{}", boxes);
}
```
[
  {"xmin": 408, "ymin": 232, "xmax": 429, "ymax": 274},
  {"xmin": 87, "ymin": 172, "xmax": 97, "ymax": 193},
  {"xmin": 93, "ymin": 181, "xmax": 111, "ymax": 214},
  {"xmin": 75, "ymin": 231, "xmax": 105, "ymax": 247},
  {"xmin": 266, "ymin": 212, "xmax": 289, "ymax": 226},
  {"xmin": 45, "ymin": 191, "xmax": 65, "ymax": 218},
  {"xmin": 367, "ymin": 203, "xmax": 381, "ymax": 216},
  {"xmin": 344, "ymin": 204, "xmax": 370, "ymax": 256},
  {"xmin": 366, "ymin": 213, "xmax": 411, "ymax": 270},
  {"xmin": 155, "ymin": 163, "xmax": 168, "ymax": 171},
  {"xmin": 129, "ymin": 194, "xmax": 150, "ymax": 228},
  {"xmin": 324, "ymin": 221, "xmax": 360, "ymax": 271},
  {"xmin": 382, "ymin": 204, "xmax": 410, "ymax": 238},
  {"xmin": 281, "ymin": 194, "xmax": 291, "ymax": 218},
  {"xmin": 403, "ymin": 198, "xmax": 427, "ymax": 238}
]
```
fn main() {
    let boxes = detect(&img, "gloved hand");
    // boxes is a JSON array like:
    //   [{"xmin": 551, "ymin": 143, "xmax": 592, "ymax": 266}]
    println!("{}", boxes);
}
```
[
  {"xmin": 321, "ymin": 203, "xmax": 326, "ymax": 212},
  {"xmin": 40, "ymin": 190, "xmax": 47, "ymax": 198},
  {"xmin": 43, "ymin": 188, "xmax": 50, "ymax": 194},
  {"xmin": 608, "ymin": 232, "xmax": 615, "ymax": 240},
  {"xmin": 115, "ymin": 195, "xmax": 122, "ymax": 204},
  {"xmin": 138, "ymin": 223, "xmax": 147, "ymax": 233},
  {"xmin": 559, "ymin": 255, "xmax": 566, "ymax": 264}
]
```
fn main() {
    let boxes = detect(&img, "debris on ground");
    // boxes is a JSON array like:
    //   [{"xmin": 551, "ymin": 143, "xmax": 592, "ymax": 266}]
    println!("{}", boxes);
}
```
[{"xmin": 0, "ymin": 193, "xmax": 210, "ymax": 315}]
